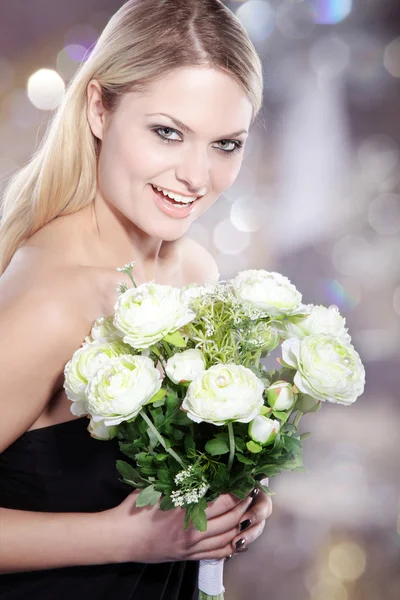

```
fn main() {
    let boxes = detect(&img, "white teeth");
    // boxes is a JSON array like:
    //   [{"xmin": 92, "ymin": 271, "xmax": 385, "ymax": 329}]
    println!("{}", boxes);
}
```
[{"xmin": 153, "ymin": 185, "xmax": 197, "ymax": 204}]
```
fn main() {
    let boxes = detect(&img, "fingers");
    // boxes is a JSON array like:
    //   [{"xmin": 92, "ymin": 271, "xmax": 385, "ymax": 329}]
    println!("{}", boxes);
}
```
[
  {"xmin": 197, "ymin": 495, "xmax": 253, "ymax": 542},
  {"xmin": 205, "ymin": 492, "xmax": 245, "ymax": 519},
  {"xmin": 230, "ymin": 492, "xmax": 273, "ymax": 552}
]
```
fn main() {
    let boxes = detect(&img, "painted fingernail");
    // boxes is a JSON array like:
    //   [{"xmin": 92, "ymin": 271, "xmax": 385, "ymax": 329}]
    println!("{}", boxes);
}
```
[
  {"xmin": 250, "ymin": 488, "xmax": 260, "ymax": 498},
  {"xmin": 239, "ymin": 519, "xmax": 252, "ymax": 532},
  {"xmin": 235, "ymin": 538, "xmax": 246, "ymax": 550},
  {"xmin": 225, "ymin": 554, "xmax": 233, "ymax": 561},
  {"xmin": 236, "ymin": 546, "xmax": 249, "ymax": 554}
]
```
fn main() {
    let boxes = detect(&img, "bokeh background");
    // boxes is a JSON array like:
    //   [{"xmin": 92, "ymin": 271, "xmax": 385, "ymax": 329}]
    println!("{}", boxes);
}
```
[{"xmin": 0, "ymin": 1, "xmax": 399, "ymax": 598}]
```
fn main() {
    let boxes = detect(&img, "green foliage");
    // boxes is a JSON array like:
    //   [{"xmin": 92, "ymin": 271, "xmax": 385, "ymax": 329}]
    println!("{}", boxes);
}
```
[
  {"xmin": 205, "ymin": 438, "xmax": 230, "ymax": 456},
  {"xmin": 135, "ymin": 484, "xmax": 162, "ymax": 507}
]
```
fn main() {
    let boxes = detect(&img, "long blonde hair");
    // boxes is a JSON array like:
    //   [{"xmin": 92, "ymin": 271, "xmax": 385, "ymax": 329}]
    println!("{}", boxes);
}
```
[{"xmin": 0, "ymin": 0, "xmax": 263, "ymax": 274}]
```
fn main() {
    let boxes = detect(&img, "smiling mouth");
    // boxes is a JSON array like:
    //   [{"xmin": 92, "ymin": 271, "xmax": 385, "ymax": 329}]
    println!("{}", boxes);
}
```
[{"xmin": 150, "ymin": 184, "xmax": 200, "ymax": 205}]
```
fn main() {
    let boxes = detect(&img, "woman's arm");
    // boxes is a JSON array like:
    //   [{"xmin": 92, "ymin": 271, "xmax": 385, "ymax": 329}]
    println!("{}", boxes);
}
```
[{"xmin": 0, "ymin": 507, "xmax": 116, "ymax": 573}]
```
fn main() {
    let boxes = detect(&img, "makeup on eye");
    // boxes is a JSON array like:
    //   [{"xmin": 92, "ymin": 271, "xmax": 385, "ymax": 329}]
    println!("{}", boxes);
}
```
[{"xmin": 151, "ymin": 125, "xmax": 244, "ymax": 155}]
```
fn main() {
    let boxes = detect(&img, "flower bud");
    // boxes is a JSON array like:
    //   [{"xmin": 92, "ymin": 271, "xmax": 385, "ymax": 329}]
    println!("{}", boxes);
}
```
[
  {"xmin": 248, "ymin": 415, "xmax": 280, "ymax": 446},
  {"xmin": 266, "ymin": 381, "xmax": 296, "ymax": 410}
]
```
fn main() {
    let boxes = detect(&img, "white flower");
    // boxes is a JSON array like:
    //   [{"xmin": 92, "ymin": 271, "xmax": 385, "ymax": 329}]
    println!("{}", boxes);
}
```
[
  {"xmin": 85, "ymin": 316, "xmax": 123, "ymax": 344},
  {"xmin": 181, "ymin": 282, "xmax": 214, "ymax": 302},
  {"xmin": 64, "ymin": 340, "xmax": 132, "ymax": 416},
  {"xmin": 182, "ymin": 363, "xmax": 265, "ymax": 426},
  {"xmin": 248, "ymin": 416, "xmax": 280, "ymax": 445},
  {"xmin": 282, "ymin": 304, "xmax": 350, "ymax": 342},
  {"xmin": 282, "ymin": 335, "xmax": 365, "ymax": 406},
  {"xmin": 266, "ymin": 381, "xmax": 297, "ymax": 410},
  {"xmin": 166, "ymin": 349, "xmax": 207, "ymax": 384},
  {"xmin": 113, "ymin": 282, "xmax": 196, "ymax": 349},
  {"xmin": 87, "ymin": 355, "xmax": 162, "ymax": 426},
  {"xmin": 88, "ymin": 419, "xmax": 118, "ymax": 441},
  {"xmin": 231, "ymin": 270, "xmax": 302, "ymax": 318}
]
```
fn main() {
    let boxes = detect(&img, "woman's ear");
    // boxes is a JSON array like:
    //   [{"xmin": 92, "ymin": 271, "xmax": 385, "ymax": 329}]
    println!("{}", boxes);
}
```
[{"xmin": 86, "ymin": 79, "xmax": 107, "ymax": 141}]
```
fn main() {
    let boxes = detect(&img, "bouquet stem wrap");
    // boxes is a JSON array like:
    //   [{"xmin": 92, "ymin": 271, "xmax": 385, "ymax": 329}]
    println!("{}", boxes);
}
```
[{"xmin": 198, "ymin": 558, "xmax": 225, "ymax": 599}]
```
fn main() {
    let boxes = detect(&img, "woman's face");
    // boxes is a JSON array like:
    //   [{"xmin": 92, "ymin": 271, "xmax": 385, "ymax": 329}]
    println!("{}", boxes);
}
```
[{"xmin": 88, "ymin": 66, "xmax": 253, "ymax": 241}]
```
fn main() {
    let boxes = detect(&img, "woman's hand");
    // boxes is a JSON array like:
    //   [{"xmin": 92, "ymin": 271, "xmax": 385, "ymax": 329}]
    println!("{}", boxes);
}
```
[
  {"xmin": 225, "ymin": 488, "xmax": 273, "ymax": 558},
  {"xmin": 105, "ymin": 488, "xmax": 264, "ymax": 564}
]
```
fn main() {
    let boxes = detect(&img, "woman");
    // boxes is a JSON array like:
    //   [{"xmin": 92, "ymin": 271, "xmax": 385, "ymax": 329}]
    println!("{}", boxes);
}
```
[{"xmin": 0, "ymin": 0, "xmax": 272, "ymax": 598}]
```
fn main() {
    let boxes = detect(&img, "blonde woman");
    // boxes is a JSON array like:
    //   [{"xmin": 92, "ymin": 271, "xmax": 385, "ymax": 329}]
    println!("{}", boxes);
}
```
[{"xmin": 0, "ymin": 0, "xmax": 272, "ymax": 597}]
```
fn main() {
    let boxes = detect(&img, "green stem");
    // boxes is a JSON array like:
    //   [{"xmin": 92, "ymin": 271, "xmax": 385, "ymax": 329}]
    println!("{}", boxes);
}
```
[
  {"xmin": 139, "ymin": 410, "xmax": 185, "ymax": 467},
  {"xmin": 199, "ymin": 593, "xmax": 224, "ymax": 600},
  {"xmin": 293, "ymin": 411, "xmax": 304, "ymax": 429},
  {"xmin": 161, "ymin": 340, "xmax": 173, "ymax": 359},
  {"xmin": 227, "ymin": 422, "xmax": 235, "ymax": 473}
]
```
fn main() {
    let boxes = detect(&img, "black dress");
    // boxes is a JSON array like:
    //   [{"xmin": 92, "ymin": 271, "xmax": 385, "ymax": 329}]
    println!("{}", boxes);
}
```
[{"xmin": 0, "ymin": 417, "xmax": 198, "ymax": 599}]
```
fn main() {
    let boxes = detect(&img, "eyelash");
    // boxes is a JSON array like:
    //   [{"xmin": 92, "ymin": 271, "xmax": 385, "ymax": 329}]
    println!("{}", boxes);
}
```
[{"xmin": 152, "ymin": 127, "xmax": 243, "ymax": 155}]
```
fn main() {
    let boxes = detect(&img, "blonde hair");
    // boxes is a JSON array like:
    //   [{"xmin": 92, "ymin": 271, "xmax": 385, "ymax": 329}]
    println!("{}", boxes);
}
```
[{"xmin": 0, "ymin": 0, "xmax": 263, "ymax": 274}]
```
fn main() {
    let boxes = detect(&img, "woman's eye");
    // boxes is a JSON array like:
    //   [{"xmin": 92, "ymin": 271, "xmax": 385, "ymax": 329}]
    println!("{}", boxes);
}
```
[
  {"xmin": 154, "ymin": 127, "xmax": 181, "ymax": 142},
  {"xmin": 215, "ymin": 140, "xmax": 241, "ymax": 153}
]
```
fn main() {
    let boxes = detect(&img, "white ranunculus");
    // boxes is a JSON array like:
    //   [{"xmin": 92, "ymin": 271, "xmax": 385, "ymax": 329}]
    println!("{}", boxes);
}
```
[
  {"xmin": 266, "ymin": 381, "xmax": 297, "ymax": 410},
  {"xmin": 166, "ymin": 349, "xmax": 207, "ymax": 384},
  {"xmin": 182, "ymin": 363, "xmax": 265, "ymax": 426},
  {"xmin": 64, "ymin": 340, "xmax": 132, "ymax": 416},
  {"xmin": 282, "ymin": 335, "xmax": 365, "ymax": 406},
  {"xmin": 282, "ymin": 304, "xmax": 351, "ymax": 342},
  {"xmin": 181, "ymin": 282, "xmax": 214, "ymax": 302},
  {"xmin": 85, "ymin": 316, "xmax": 123, "ymax": 344},
  {"xmin": 231, "ymin": 269, "xmax": 302, "ymax": 318},
  {"xmin": 87, "ymin": 355, "xmax": 162, "ymax": 426},
  {"xmin": 88, "ymin": 418, "xmax": 118, "ymax": 441},
  {"xmin": 113, "ymin": 282, "xmax": 196, "ymax": 349},
  {"xmin": 248, "ymin": 416, "xmax": 280, "ymax": 445}
]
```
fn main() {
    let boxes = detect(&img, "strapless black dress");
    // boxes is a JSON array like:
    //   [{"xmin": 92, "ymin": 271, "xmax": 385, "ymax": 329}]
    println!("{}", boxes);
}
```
[{"xmin": 0, "ymin": 417, "xmax": 198, "ymax": 599}]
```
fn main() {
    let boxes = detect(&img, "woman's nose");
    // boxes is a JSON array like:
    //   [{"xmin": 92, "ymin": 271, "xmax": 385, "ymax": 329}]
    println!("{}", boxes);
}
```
[{"xmin": 175, "ymin": 148, "xmax": 210, "ymax": 194}]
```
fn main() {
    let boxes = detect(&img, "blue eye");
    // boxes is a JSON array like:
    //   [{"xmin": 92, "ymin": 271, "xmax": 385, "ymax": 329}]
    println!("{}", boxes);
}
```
[{"xmin": 152, "ymin": 126, "xmax": 243, "ymax": 155}]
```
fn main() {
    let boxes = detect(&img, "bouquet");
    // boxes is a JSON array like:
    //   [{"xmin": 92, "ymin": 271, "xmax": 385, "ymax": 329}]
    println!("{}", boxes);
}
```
[{"xmin": 64, "ymin": 263, "xmax": 365, "ymax": 600}]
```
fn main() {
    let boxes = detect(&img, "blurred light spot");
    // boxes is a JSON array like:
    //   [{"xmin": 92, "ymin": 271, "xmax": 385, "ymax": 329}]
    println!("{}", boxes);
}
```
[
  {"xmin": 0, "ymin": 58, "xmax": 14, "ymax": 94},
  {"xmin": 230, "ymin": 195, "xmax": 261, "ymax": 232},
  {"xmin": 309, "ymin": 35, "xmax": 350, "ymax": 78},
  {"xmin": 321, "ymin": 277, "xmax": 361, "ymax": 309},
  {"xmin": 187, "ymin": 222, "xmax": 211, "ymax": 249},
  {"xmin": 65, "ymin": 24, "xmax": 98, "ymax": 53},
  {"xmin": 27, "ymin": 69, "xmax": 65, "ymax": 110},
  {"xmin": 346, "ymin": 32, "xmax": 385, "ymax": 97},
  {"xmin": 222, "ymin": 165, "xmax": 256, "ymax": 202},
  {"xmin": 393, "ymin": 285, "xmax": 400, "ymax": 317},
  {"xmin": 213, "ymin": 219, "xmax": 251, "ymax": 255},
  {"xmin": 383, "ymin": 37, "xmax": 400, "ymax": 78},
  {"xmin": 368, "ymin": 193, "xmax": 400, "ymax": 235},
  {"xmin": 328, "ymin": 541, "xmax": 366, "ymax": 582},
  {"xmin": 358, "ymin": 135, "xmax": 399, "ymax": 182},
  {"xmin": 57, "ymin": 45, "xmax": 87, "ymax": 81},
  {"xmin": 310, "ymin": 577, "xmax": 348, "ymax": 600},
  {"xmin": 215, "ymin": 252, "xmax": 248, "ymax": 278},
  {"xmin": 235, "ymin": 1, "xmax": 275, "ymax": 44},
  {"xmin": 312, "ymin": 0, "xmax": 352, "ymax": 25},
  {"xmin": 276, "ymin": 0, "xmax": 316, "ymax": 39},
  {"xmin": 8, "ymin": 89, "xmax": 43, "ymax": 128}
]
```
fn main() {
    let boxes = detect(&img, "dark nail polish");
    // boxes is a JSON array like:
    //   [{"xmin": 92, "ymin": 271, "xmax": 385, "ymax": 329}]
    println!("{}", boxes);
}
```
[
  {"xmin": 225, "ymin": 554, "xmax": 233, "ymax": 561},
  {"xmin": 250, "ymin": 488, "xmax": 260, "ymax": 498},
  {"xmin": 235, "ymin": 538, "xmax": 246, "ymax": 550},
  {"xmin": 236, "ymin": 546, "xmax": 249, "ymax": 554},
  {"xmin": 240, "ymin": 519, "xmax": 251, "ymax": 532}
]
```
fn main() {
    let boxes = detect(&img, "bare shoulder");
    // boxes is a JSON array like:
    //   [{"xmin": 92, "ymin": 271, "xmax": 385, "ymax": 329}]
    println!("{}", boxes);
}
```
[
  {"xmin": 180, "ymin": 237, "xmax": 220, "ymax": 285},
  {"xmin": 0, "ymin": 249, "xmax": 97, "ymax": 450}
]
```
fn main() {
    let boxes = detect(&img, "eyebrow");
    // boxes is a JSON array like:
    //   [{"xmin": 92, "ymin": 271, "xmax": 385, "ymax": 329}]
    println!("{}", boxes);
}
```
[{"xmin": 145, "ymin": 112, "xmax": 249, "ymax": 138}]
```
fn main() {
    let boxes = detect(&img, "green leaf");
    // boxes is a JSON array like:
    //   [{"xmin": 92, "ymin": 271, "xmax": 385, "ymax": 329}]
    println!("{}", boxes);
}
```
[
  {"xmin": 236, "ymin": 453, "xmax": 254, "ymax": 465},
  {"xmin": 295, "ymin": 395, "xmax": 322, "ymax": 413},
  {"xmin": 246, "ymin": 440, "xmax": 263, "ymax": 454},
  {"xmin": 205, "ymin": 438, "xmax": 230, "ymax": 456},
  {"xmin": 258, "ymin": 483, "xmax": 275, "ymax": 496},
  {"xmin": 191, "ymin": 505, "xmax": 208, "ymax": 532},
  {"xmin": 272, "ymin": 410, "xmax": 288, "ymax": 422},
  {"xmin": 299, "ymin": 432, "xmax": 312, "ymax": 441},
  {"xmin": 163, "ymin": 331, "xmax": 187, "ymax": 347},
  {"xmin": 146, "ymin": 388, "xmax": 167, "ymax": 405},
  {"xmin": 119, "ymin": 443, "xmax": 139, "ymax": 461},
  {"xmin": 230, "ymin": 488, "xmax": 247, "ymax": 500},
  {"xmin": 184, "ymin": 507, "xmax": 192, "ymax": 530},
  {"xmin": 116, "ymin": 460, "xmax": 141, "ymax": 481},
  {"xmin": 155, "ymin": 453, "xmax": 169, "ymax": 462},
  {"xmin": 159, "ymin": 495, "xmax": 175, "ymax": 511},
  {"xmin": 135, "ymin": 484, "xmax": 162, "ymax": 507},
  {"xmin": 184, "ymin": 433, "xmax": 195, "ymax": 454}
]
